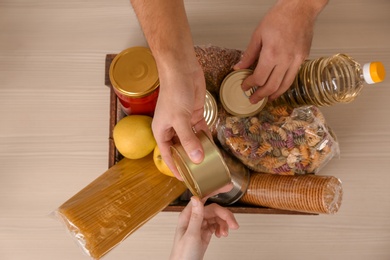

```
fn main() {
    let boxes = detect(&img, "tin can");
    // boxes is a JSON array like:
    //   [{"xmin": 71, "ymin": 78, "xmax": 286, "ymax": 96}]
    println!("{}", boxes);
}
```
[
  {"xmin": 170, "ymin": 131, "xmax": 232, "ymax": 199},
  {"xmin": 109, "ymin": 47, "xmax": 159, "ymax": 116},
  {"xmin": 220, "ymin": 69, "xmax": 267, "ymax": 117},
  {"xmin": 209, "ymin": 149, "xmax": 250, "ymax": 205},
  {"xmin": 203, "ymin": 90, "xmax": 218, "ymax": 131}
]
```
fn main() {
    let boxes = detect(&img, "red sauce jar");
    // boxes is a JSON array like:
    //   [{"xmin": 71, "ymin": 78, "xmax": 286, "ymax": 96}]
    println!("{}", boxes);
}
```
[{"xmin": 109, "ymin": 47, "xmax": 160, "ymax": 116}]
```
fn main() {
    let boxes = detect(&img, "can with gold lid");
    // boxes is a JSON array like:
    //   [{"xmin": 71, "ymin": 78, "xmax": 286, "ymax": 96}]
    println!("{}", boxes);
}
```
[
  {"xmin": 109, "ymin": 46, "xmax": 159, "ymax": 116},
  {"xmin": 209, "ymin": 149, "xmax": 250, "ymax": 205},
  {"xmin": 220, "ymin": 69, "xmax": 267, "ymax": 117},
  {"xmin": 170, "ymin": 131, "xmax": 232, "ymax": 199}
]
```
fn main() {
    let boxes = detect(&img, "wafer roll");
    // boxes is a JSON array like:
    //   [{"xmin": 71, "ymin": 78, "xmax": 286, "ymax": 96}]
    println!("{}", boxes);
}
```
[{"xmin": 239, "ymin": 173, "xmax": 343, "ymax": 214}]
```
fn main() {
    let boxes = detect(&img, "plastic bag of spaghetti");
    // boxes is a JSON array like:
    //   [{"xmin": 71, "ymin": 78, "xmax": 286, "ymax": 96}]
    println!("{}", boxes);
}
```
[
  {"xmin": 216, "ymin": 103, "xmax": 340, "ymax": 175},
  {"xmin": 52, "ymin": 156, "xmax": 186, "ymax": 259}
]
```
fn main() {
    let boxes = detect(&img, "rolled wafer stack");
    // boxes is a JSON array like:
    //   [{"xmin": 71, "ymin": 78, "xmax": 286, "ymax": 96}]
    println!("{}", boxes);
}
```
[{"xmin": 239, "ymin": 173, "xmax": 343, "ymax": 214}]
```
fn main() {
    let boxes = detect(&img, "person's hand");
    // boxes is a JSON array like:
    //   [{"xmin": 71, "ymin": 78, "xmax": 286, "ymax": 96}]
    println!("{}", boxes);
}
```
[
  {"xmin": 170, "ymin": 197, "xmax": 239, "ymax": 260},
  {"xmin": 130, "ymin": 0, "xmax": 210, "ymax": 180},
  {"xmin": 234, "ymin": 0, "xmax": 328, "ymax": 103},
  {"xmin": 152, "ymin": 54, "xmax": 209, "ymax": 180}
]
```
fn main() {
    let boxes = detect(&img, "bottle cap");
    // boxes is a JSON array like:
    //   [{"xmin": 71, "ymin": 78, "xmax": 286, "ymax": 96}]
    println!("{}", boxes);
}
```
[
  {"xmin": 220, "ymin": 69, "xmax": 267, "ymax": 117},
  {"xmin": 109, "ymin": 46, "xmax": 159, "ymax": 97},
  {"xmin": 363, "ymin": 62, "xmax": 386, "ymax": 84}
]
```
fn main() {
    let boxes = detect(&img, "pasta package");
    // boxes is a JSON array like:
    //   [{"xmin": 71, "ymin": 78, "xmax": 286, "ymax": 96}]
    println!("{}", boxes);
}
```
[
  {"xmin": 53, "ymin": 155, "xmax": 186, "ymax": 259},
  {"xmin": 216, "ymin": 104, "xmax": 340, "ymax": 175}
]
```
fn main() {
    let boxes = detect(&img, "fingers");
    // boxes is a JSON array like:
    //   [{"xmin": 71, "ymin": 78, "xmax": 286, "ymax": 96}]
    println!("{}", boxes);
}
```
[
  {"xmin": 176, "ymin": 196, "xmax": 195, "ymax": 230},
  {"xmin": 203, "ymin": 203, "xmax": 239, "ymax": 231},
  {"xmin": 234, "ymin": 35, "xmax": 262, "ymax": 71},
  {"xmin": 268, "ymin": 58, "xmax": 302, "ymax": 101},
  {"xmin": 152, "ymin": 117, "xmax": 207, "ymax": 180},
  {"xmin": 241, "ymin": 58, "xmax": 274, "ymax": 92},
  {"xmin": 193, "ymin": 199, "xmax": 239, "ymax": 239},
  {"xmin": 205, "ymin": 216, "xmax": 230, "ymax": 238},
  {"xmin": 177, "ymin": 197, "xmax": 239, "ymax": 242},
  {"xmin": 174, "ymin": 121, "xmax": 205, "ymax": 164},
  {"xmin": 244, "ymin": 63, "xmax": 287, "ymax": 104},
  {"xmin": 152, "ymin": 122, "xmax": 183, "ymax": 180},
  {"xmin": 159, "ymin": 139, "xmax": 183, "ymax": 180},
  {"xmin": 238, "ymin": 51, "xmax": 304, "ymax": 104},
  {"xmin": 184, "ymin": 197, "xmax": 205, "ymax": 237}
]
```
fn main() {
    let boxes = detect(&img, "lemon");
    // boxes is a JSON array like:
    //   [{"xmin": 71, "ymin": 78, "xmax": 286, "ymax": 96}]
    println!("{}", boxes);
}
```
[
  {"xmin": 113, "ymin": 115, "xmax": 156, "ymax": 159},
  {"xmin": 153, "ymin": 145, "xmax": 175, "ymax": 177}
]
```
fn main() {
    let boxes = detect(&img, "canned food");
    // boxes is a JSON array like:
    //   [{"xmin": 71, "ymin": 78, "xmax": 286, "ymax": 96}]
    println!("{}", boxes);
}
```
[
  {"xmin": 209, "ymin": 149, "xmax": 250, "ymax": 205},
  {"xmin": 109, "ymin": 46, "xmax": 159, "ymax": 116},
  {"xmin": 203, "ymin": 90, "xmax": 218, "ymax": 130},
  {"xmin": 220, "ymin": 69, "xmax": 267, "ymax": 117},
  {"xmin": 170, "ymin": 131, "xmax": 232, "ymax": 199}
]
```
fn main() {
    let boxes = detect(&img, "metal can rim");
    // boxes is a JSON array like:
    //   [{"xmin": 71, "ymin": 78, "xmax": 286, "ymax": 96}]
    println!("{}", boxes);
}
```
[
  {"xmin": 204, "ymin": 90, "xmax": 218, "ymax": 129},
  {"xmin": 209, "ymin": 150, "xmax": 251, "ymax": 205}
]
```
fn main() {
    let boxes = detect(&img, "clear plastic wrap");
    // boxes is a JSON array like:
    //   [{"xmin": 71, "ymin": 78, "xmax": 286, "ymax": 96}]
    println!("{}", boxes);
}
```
[
  {"xmin": 239, "ymin": 172, "xmax": 343, "ymax": 214},
  {"xmin": 53, "ymin": 155, "xmax": 186, "ymax": 259},
  {"xmin": 216, "ymin": 103, "xmax": 340, "ymax": 175}
]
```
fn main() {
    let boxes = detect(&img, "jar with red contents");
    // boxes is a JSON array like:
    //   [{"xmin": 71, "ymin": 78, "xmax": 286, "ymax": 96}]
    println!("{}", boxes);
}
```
[{"xmin": 109, "ymin": 47, "xmax": 159, "ymax": 116}]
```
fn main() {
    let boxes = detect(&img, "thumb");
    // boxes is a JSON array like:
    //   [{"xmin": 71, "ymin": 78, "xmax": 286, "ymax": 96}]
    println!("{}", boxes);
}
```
[
  {"xmin": 186, "ymin": 197, "xmax": 204, "ymax": 236},
  {"xmin": 234, "ymin": 38, "xmax": 261, "ymax": 70},
  {"xmin": 175, "ymin": 124, "xmax": 204, "ymax": 164}
]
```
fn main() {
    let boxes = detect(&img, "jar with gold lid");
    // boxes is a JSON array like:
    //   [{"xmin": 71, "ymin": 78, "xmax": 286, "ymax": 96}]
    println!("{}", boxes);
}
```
[{"xmin": 109, "ymin": 46, "xmax": 159, "ymax": 116}]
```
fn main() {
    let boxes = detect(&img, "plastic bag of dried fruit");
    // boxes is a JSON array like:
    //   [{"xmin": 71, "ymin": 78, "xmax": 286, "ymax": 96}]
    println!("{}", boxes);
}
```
[{"xmin": 216, "ymin": 103, "xmax": 340, "ymax": 175}]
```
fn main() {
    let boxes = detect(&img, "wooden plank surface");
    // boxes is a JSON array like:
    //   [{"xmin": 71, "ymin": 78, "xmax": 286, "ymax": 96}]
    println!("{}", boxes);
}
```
[{"xmin": 1, "ymin": 0, "xmax": 390, "ymax": 260}]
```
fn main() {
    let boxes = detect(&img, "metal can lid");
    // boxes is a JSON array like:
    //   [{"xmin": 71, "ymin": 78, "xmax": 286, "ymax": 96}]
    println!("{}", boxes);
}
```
[
  {"xmin": 203, "ymin": 90, "xmax": 218, "ymax": 129},
  {"xmin": 220, "ymin": 69, "xmax": 267, "ymax": 117},
  {"xmin": 170, "ymin": 131, "xmax": 232, "ymax": 199},
  {"xmin": 109, "ymin": 46, "xmax": 159, "ymax": 97}
]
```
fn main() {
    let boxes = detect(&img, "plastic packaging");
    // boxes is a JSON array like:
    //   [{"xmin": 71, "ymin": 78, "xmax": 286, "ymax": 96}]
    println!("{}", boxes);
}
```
[
  {"xmin": 216, "ymin": 103, "xmax": 340, "ymax": 175},
  {"xmin": 53, "ymin": 155, "xmax": 186, "ymax": 259},
  {"xmin": 239, "ymin": 172, "xmax": 343, "ymax": 214},
  {"xmin": 272, "ymin": 54, "xmax": 386, "ymax": 107}
]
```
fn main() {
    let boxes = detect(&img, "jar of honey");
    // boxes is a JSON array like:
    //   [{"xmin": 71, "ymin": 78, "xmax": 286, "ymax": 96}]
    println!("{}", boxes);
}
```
[{"xmin": 109, "ymin": 47, "xmax": 159, "ymax": 116}]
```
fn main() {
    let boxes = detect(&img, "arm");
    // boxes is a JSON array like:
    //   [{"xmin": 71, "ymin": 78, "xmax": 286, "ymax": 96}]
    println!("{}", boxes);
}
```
[
  {"xmin": 130, "ymin": 0, "xmax": 208, "ymax": 179},
  {"xmin": 234, "ymin": 0, "xmax": 329, "ymax": 103}
]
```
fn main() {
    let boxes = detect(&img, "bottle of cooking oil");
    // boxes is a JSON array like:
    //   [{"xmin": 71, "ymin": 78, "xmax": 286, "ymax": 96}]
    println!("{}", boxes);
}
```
[{"xmin": 273, "ymin": 54, "xmax": 386, "ymax": 107}]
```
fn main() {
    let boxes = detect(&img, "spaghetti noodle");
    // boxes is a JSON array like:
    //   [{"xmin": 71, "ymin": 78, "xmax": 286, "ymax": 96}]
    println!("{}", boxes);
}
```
[{"xmin": 54, "ymin": 154, "xmax": 186, "ymax": 259}]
